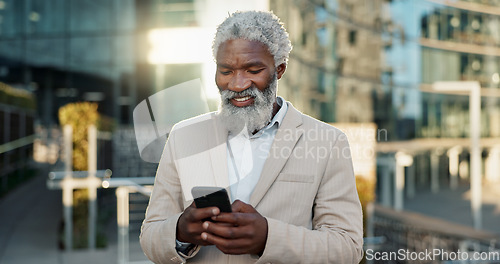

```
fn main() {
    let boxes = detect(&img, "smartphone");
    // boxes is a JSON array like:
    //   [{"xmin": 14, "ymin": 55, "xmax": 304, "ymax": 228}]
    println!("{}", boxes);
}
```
[{"xmin": 191, "ymin": 186, "xmax": 232, "ymax": 213}]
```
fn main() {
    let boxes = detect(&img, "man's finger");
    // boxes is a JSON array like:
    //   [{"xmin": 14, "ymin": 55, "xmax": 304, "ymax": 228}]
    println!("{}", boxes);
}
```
[
  {"xmin": 201, "ymin": 232, "xmax": 250, "ymax": 255},
  {"xmin": 188, "ymin": 206, "xmax": 220, "ymax": 221},
  {"xmin": 202, "ymin": 221, "xmax": 251, "ymax": 239},
  {"xmin": 211, "ymin": 212, "xmax": 254, "ymax": 225},
  {"xmin": 231, "ymin": 200, "xmax": 257, "ymax": 213},
  {"xmin": 193, "ymin": 234, "xmax": 213, "ymax": 246}
]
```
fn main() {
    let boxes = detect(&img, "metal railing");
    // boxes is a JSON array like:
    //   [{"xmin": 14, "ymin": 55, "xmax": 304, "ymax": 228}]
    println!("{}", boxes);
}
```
[
  {"xmin": 102, "ymin": 177, "xmax": 155, "ymax": 264},
  {"xmin": 0, "ymin": 103, "xmax": 35, "ymax": 194},
  {"xmin": 46, "ymin": 125, "xmax": 112, "ymax": 250},
  {"xmin": 46, "ymin": 124, "xmax": 157, "ymax": 263},
  {"xmin": 47, "ymin": 170, "xmax": 155, "ymax": 263}
]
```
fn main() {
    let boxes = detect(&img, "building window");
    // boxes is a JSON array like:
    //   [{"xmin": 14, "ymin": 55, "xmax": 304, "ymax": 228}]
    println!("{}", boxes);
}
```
[{"xmin": 349, "ymin": 30, "xmax": 357, "ymax": 46}]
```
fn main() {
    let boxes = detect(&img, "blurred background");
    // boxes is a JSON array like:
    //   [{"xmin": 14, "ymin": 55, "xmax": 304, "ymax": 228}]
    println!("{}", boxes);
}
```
[{"xmin": 0, "ymin": 0, "xmax": 500, "ymax": 263}]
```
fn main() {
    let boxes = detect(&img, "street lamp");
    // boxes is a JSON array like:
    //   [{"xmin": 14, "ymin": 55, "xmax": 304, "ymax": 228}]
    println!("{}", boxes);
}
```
[{"xmin": 432, "ymin": 81, "xmax": 482, "ymax": 229}]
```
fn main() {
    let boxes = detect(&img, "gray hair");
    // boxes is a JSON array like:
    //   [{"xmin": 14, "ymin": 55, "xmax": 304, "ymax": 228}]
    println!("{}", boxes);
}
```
[{"xmin": 212, "ymin": 10, "xmax": 292, "ymax": 67}]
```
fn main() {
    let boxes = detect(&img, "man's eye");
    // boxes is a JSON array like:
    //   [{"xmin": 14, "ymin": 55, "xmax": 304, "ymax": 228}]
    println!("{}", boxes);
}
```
[
  {"xmin": 220, "ymin": 71, "xmax": 231, "ymax": 75},
  {"xmin": 249, "ymin": 69, "xmax": 263, "ymax": 74}
]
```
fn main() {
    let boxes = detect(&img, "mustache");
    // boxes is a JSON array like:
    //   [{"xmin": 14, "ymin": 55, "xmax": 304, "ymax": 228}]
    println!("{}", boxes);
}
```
[{"xmin": 220, "ymin": 86, "xmax": 260, "ymax": 102}]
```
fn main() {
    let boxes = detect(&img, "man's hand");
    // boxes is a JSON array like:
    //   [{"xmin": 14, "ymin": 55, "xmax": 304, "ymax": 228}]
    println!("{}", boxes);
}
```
[
  {"xmin": 176, "ymin": 202, "xmax": 220, "ymax": 246},
  {"xmin": 200, "ymin": 200, "xmax": 268, "ymax": 255}
]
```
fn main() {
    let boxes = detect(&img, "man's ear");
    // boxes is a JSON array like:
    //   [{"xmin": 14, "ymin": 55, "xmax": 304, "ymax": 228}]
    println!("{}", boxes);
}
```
[{"xmin": 276, "ymin": 63, "xmax": 286, "ymax": 79}]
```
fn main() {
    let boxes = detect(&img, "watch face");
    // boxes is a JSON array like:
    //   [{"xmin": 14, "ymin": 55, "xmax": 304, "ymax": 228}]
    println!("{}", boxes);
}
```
[
  {"xmin": 176, "ymin": 240, "xmax": 196, "ymax": 256},
  {"xmin": 175, "ymin": 240, "xmax": 190, "ymax": 248}
]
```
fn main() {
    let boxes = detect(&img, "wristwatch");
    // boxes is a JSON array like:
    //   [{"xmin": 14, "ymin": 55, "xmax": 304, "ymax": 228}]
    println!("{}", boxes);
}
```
[{"xmin": 175, "ymin": 239, "xmax": 196, "ymax": 256}]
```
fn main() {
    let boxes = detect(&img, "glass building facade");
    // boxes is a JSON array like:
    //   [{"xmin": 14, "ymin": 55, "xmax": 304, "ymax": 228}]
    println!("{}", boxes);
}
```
[
  {"xmin": 389, "ymin": 0, "xmax": 500, "ymax": 139},
  {"xmin": 0, "ymin": 0, "xmax": 140, "ymax": 126},
  {"xmin": 273, "ymin": 0, "xmax": 500, "ymax": 140},
  {"xmin": 271, "ymin": 0, "xmax": 391, "ymax": 127}
]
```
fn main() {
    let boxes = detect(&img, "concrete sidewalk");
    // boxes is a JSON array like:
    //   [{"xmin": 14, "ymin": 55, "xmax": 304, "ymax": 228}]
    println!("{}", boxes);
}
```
[{"xmin": 0, "ymin": 165, "xmax": 150, "ymax": 264}]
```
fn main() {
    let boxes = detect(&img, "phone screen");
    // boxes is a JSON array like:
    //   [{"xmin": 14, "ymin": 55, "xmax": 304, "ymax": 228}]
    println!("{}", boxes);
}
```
[{"xmin": 192, "ymin": 187, "xmax": 232, "ymax": 213}]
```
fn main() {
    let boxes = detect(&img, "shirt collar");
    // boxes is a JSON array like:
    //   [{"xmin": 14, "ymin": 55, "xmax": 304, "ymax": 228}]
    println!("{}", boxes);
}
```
[
  {"xmin": 250, "ymin": 96, "xmax": 287, "ymax": 138},
  {"xmin": 268, "ymin": 96, "xmax": 287, "ymax": 128}
]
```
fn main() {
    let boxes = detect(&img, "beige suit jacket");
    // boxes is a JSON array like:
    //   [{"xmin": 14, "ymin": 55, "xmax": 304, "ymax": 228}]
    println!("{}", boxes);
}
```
[{"xmin": 140, "ymin": 102, "xmax": 363, "ymax": 264}]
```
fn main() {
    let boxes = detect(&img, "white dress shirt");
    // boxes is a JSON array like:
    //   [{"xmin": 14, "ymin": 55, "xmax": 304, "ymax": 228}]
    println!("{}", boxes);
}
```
[{"xmin": 226, "ymin": 96, "xmax": 288, "ymax": 203}]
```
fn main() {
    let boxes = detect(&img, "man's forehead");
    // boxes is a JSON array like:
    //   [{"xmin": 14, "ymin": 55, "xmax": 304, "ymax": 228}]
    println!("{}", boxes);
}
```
[
  {"xmin": 218, "ymin": 38, "xmax": 271, "ymax": 51},
  {"xmin": 217, "ymin": 61, "xmax": 267, "ymax": 69},
  {"xmin": 216, "ymin": 39, "xmax": 274, "ymax": 63}
]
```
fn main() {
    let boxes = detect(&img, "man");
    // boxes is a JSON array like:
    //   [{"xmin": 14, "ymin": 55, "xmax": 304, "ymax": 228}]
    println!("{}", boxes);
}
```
[{"xmin": 140, "ymin": 10, "xmax": 363, "ymax": 264}]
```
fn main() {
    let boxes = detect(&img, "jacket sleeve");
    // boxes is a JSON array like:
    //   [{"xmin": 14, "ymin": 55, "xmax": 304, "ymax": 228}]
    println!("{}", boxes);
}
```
[
  {"xmin": 257, "ymin": 132, "xmax": 364, "ymax": 264},
  {"xmin": 140, "ymin": 131, "xmax": 200, "ymax": 264}
]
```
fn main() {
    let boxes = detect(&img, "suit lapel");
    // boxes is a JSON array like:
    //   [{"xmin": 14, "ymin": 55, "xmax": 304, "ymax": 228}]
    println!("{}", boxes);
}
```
[
  {"xmin": 208, "ymin": 114, "xmax": 230, "ymax": 191},
  {"xmin": 249, "ymin": 102, "xmax": 303, "ymax": 207}
]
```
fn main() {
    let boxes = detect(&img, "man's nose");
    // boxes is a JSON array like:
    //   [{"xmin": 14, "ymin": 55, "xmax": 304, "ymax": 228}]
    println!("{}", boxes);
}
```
[{"xmin": 228, "ymin": 72, "xmax": 251, "ymax": 92}]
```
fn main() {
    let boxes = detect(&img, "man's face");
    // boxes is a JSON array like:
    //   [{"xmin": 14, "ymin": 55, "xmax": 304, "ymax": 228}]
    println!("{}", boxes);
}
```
[
  {"xmin": 215, "ymin": 39, "xmax": 286, "ymax": 134},
  {"xmin": 215, "ymin": 39, "xmax": 285, "ymax": 106}
]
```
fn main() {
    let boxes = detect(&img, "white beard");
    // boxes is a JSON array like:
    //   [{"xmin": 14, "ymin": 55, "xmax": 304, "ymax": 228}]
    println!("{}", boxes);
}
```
[{"xmin": 217, "ymin": 74, "xmax": 278, "ymax": 135}]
